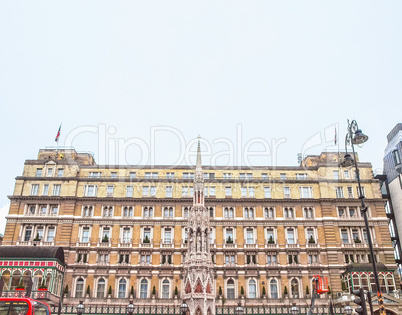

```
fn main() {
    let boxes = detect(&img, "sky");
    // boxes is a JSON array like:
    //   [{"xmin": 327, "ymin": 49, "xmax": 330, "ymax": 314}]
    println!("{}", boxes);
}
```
[{"xmin": 0, "ymin": 1, "xmax": 402, "ymax": 234}]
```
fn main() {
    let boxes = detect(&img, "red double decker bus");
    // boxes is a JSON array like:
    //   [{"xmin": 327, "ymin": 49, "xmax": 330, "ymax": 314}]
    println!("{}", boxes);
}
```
[{"xmin": 0, "ymin": 297, "xmax": 51, "ymax": 315}]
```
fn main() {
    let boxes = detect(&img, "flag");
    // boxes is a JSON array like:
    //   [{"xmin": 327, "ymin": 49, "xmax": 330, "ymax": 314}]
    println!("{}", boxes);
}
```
[
  {"xmin": 55, "ymin": 124, "xmax": 62, "ymax": 142},
  {"xmin": 334, "ymin": 127, "xmax": 337, "ymax": 145}
]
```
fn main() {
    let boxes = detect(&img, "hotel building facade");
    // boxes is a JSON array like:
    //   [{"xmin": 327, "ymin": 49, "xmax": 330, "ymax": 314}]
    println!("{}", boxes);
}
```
[{"xmin": 2, "ymin": 148, "xmax": 399, "ymax": 308}]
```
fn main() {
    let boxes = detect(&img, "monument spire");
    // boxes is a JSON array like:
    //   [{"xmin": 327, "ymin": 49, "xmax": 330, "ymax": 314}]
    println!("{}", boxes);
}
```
[{"xmin": 182, "ymin": 135, "xmax": 215, "ymax": 315}]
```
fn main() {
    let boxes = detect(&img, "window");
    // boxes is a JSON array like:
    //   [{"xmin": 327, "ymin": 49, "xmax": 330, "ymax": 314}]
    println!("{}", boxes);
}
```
[
  {"xmin": 182, "ymin": 186, "xmax": 189, "ymax": 196},
  {"xmin": 241, "ymin": 187, "xmax": 247, "ymax": 197},
  {"xmin": 42, "ymin": 184, "xmax": 49, "ymax": 196},
  {"xmin": 291, "ymin": 279, "xmax": 299, "ymax": 298},
  {"xmin": 36, "ymin": 169, "xmax": 42, "ymax": 177},
  {"xmin": 143, "ymin": 228, "xmax": 151, "ymax": 243},
  {"xmin": 246, "ymin": 254, "xmax": 256, "ymax": 264},
  {"xmin": 393, "ymin": 150, "xmax": 401, "ymax": 166},
  {"xmin": 349, "ymin": 207, "xmax": 356, "ymax": 217},
  {"xmin": 299, "ymin": 187, "xmax": 313, "ymax": 198},
  {"xmin": 344, "ymin": 170, "xmax": 350, "ymax": 179},
  {"xmin": 97, "ymin": 279, "xmax": 106, "ymax": 298},
  {"xmin": 129, "ymin": 172, "xmax": 136, "ymax": 179},
  {"xmin": 39, "ymin": 205, "xmax": 47, "ymax": 215},
  {"xmin": 164, "ymin": 228, "xmax": 172, "ymax": 244},
  {"xmin": 111, "ymin": 172, "xmax": 117, "ymax": 178},
  {"xmin": 122, "ymin": 228, "xmax": 131, "ymax": 243},
  {"xmin": 266, "ymin": 228, "xmax": 275, "ymax": 244},
  {"xmin": 225, "ymin": 187, "xmax": 232, "ymax": 196},
  {"xmin": 161, "ymin": 254, "xmax": 172, "ymax": 264},
  {"xmin": 283, "ymin": 187, "xmax": 290, "ymax": 198},
  {"xmin": 103, "ymin": 206, "xmax": 113, "ymax": 217},
  {"xmin": 140, "ymin": 279, "xmax": 148, "ymax": 298},
  {"xmin": 280, "ymin": 173, "xmax": 286, "ymax": 180},
  {"xmin": 352, "ymin": 229, "xmax": 360, "ymax": 242},
  {"xmin": 143, "ymin": 206, "xmax": 153, "ymax": 218},
  {"xmin": 24, "ymin": 226, "xmax": 32, "ymax": 241},
  {"xmin": 209, "ymin": 186, "xmax": 216, "ymax": 196},
  {"xmin": 308, "ymin": 254, "xmax": 318, "ymax": 264},
  {"xmin": 239, "ymin": 173, "xmax": 245, "ymax": 180},
  {"xmin": 84, "ymin": 185, "xmax": 97, "ymax": 197},
  {"xmin": 284, "ymin": 207, "xmax": 294, "ymax": 218},
  {"xmin": 338, "ymin": 207, "xmax": 345, "ymax": 217},
  {"xmin": 183, "ymin": 207, "xmax": 189, "ymax": 218},
  {"xmin": 57, "ymin": 169, "xmax": 64, "ymax": 177},
  {"xmin": 264, "ymin": 207, "xmax": 274, "ymax": 218},
  {"xmin": 75, "ymin": 278, "xmax": 84, "ymax": 298},
  {"xmin": 88, "ymin": 172, "xmax": 100, "ymax": 178},
  {"xmin": 46, "ymin": 168, "xmax": 53, "ymax": 177},
  {"xmin": 226, "ymin": 228, "xmax": 233, "ymax": 243},
  {"xmin": 296, "ymin": 173, "xmax": 308, "ymax": 180},
  {"xmin": 183, "ymin": 172, "xmax": 194, "ymax": 179},
  {"xmin": 166, "ymin": 186, "xmax": 173, "ymax": 198},
  {"xmin": 347, "ymin": 187, "xmax": 354, "ymax": 198},
  {"xmin": 99, "ymin": 253, "xmax": 109, "ymax": 264},
  {"xmin": 287, "ymin": 229, "xmax": 295, "ymax": 244},
  {"xmin": 145, "ymin": 172, "xmax": 158, "ymax": 179},
  {"xmin": 270, "ymin": 279, "xmax": 278, "ymax": 298},
  {"xmin": 267, "ymin": 254, "xmax": 277, "ymax": 265},
  {"xmin": 248, "ymin": 279, "xmax": 257, "ymax": 298},
  {"xmin": 336, "ymin": 187, "xmax": 344, "ymax": 198},
  {"xmin": 264, "ymin": 187, "xmax": 271, "ymax": 198},
  {"xmin": 106, "ymin": 186, "xmax": 114, "ymax": 197},
  {"xmin": 244, "ymin": 207, "xmax": 254, "ymax": 218},
  {"xmin": 225, "ymin": 255, "xmax": 235, "ymax": 265},
  {"xmin": 126, "ymin": 186, "xmax": 133, "ymax": 197},
  {"xmin": 118, "ymin": 279, "xmax": 127, "ymax": 298},
  {"xmin": 227, "ymin": 279, "xmax": 235, "ymax": 299},
  {"xmin": 246, "ymin": 229, "xmax": 254, "ymax": 244},
  {"xmin": 303, "ymin": 207, "xmax": 314, "ymax": 218},
  {"xmin": 52, "ymin": 184, "xmax": 61, "ymax": 196},
  {"xmin": 224, "ymin": 207, "xmax": 234, "ymax": 218},
  {"xmin": 166, "ymin": 172, "xmax": 175, "ymax": 179},
  {"xmin": 357, "ymin": 187, "xmax": 365, "ymax": 198},
  {"xmin": 119, "ymin": 253, "xmax": 129, "ymax": 264},
  {"xmin": 223, "ymin": 173, "xmax": 231, "ymax": 179},
  {"xmin": 333, "ymin": 171, "xmax": 339, "ymax": 179},
  {"xmin": 141, "ymin": 254, "xmax": 151, "ymax": 265},
  {"xmin": 164, "ymin": 207, "xmax": 174, "ymax": 218},
  {"xmin": 306, "ymin": 228, "xmax": 315, "ymax": 243},
  {"xmin": 150, "ymin": 186, "xmax": 156, "ymax": 196},
  {"xmin": 82, "ymin": 227, "xmax": 90, "ymax": 243},
  {"xmin": 249, "ymin": 187, "xmax": 255, "ymax": 197},
  {"xmin": 46, "ymin": 227, "xmax": 55, "ymax": 242},
  {"xmin": 31, "ymin": 184, "xmax": 39, "ymax": 196},
  {"xmin": 83, "ymin": 206, "xmax": 93, "ymax": 217},
  {"xmin": 27, "ymin": 205, "xmax": 36, "ymax": 215},
  {"xmin": 142, "ymin": 186, "xmax": 149, "ymax": 196},
  {"xmin": 262, "ymin": 173, "xmax": 268, "ymax": 180},
  {"xmin": 341, "ymin": 229, "xmax": 349, "ymax": 244},
  {"xmin": 102, "ymin": 227, "xmax": 111, "ymax": 242},
  {"xmin": 123, "ymin": 206, "xmax": 134, "ymax": 217},
  {"xmin": 50, "ymin": 205, "xmax": 58, "ymax": 215},
  {"xmin": 209, "ymin": 207, "xmax": 214, "ymax": 218},
  {"xmin": 162, "ymin": 279, "xmax": 170, "ymax": 298}
]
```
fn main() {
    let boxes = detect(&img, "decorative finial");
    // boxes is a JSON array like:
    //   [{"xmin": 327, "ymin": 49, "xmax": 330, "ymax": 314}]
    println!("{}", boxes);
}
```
[{"xmin": 196, "ymin": 136, "xmax": 202, "ymax": 168}]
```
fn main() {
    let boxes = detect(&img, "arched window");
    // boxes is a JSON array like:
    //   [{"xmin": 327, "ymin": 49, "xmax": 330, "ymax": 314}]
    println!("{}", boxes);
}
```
[
  {"xmin": 270, "ymin": 279, "xmax": 278, "ymax": 298},
  {"xmin": 75, "ymin": 278, "xmax": 84, "ymax": 298},
  {"xmin": 97, "ymin": 278, "xmax": 106, "ymax": 298},
  {"xmin": 103, "ymin": 206, "xmax": 113, "ymax": 217},
  {"xmin": 379, "ymin": 274, "xmax": 386, "ymax": 293},
  {"xmin": 140, "ymin": 279, "xmax": 148, "ymax": 299},
  {"xmin": 265, "ymin": 207, "xmax": 274, "ymax": 218},
  {"xmin": 361, "ymin": 273, "xmax": 369, "ymax": 291},
  {"xmin": 33, "ymin": 270, "xmax": 43, "ymax": 291},
  {"xmin": 124, "ymin": 206, "xmax": 133, "ymax": 217},
  {"xmin": 11, "ymin": 270, "xmax": 21, "ymax": 290},
  {"xmin": 118, "ymin": 278, "xmax": 127, "ymax": 298},
  {"xmin": 227, "ymin": 279, "xmax": 235, "ymax": 299},
  {"xmin": 248, "ymin": 279, "xmax": 256, "ymax": 299},
  {"xmin": 352, "ymin": 273, "xmax": 360, "ymax": 289},
  {"xmin": 184, "ymin": 207, "xmax": 189, "ymax": 218},
  {"xmin": 209, "ymin": 207, "xmax": 214, "ymax": 218},
  {"xmin": 386, "ymin": 274, "xmax": 395, "ymax": 293},
  {"xmin": 162, "ymin": 279, "xmax": 170, "ymax": 298},
  {"xmin": 291, "ymin": 279, "xmax": 299, "ymax": 298},
  {"xmin": 224, "ymin": 207, "xmax": 234, "ymax": 218},
  {"xmin": 1, "ymin": 271, "xmax": 11, "ymax": 290}
]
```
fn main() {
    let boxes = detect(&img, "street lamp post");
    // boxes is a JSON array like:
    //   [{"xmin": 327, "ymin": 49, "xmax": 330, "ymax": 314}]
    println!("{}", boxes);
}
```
[
  {"xmin": 126, "ymin": 301, "xmax": 134, "ymax": 315},
  {"xmin": 290, "ymin": 303, "xmax": 299, "ymax": 315},
  {"xmin": 180, "ymin": 300, "xmax": 188, "ymax": 315},
  {"xmin": 340, "ymin": 119, "xmax": 386, "ymax": 315},
  {"xmin": 76, "ymin": 301, "xmax": 84, "ymax": 315},
  {"xmin": 235, "ymin": 301, "xmax": 244, "ymax": 315},
  {"xmin": 343, "ymin": 305, "xmax": 352, "ymax": 315}
]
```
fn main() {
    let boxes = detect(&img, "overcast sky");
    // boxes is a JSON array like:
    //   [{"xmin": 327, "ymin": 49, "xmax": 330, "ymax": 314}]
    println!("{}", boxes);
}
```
[{"xmin": 0, "ymin": 1, "xmax": 401, "ymax": 234}]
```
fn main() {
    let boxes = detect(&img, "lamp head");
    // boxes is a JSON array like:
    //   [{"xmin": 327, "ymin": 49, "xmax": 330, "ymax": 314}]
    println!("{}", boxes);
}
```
[
  {"xmin": 344, "ymin": 305, "xmax": 353, "ymax": 315},
  {"xmin": 76, "ymin": 301, "xmax": 84, "ymax": 315},
  {"xmin": 352, "ymin": 129, "xmax": 368, "ymax": 145},
  {"xmin": 126, "ymin": 301, "xmax": 134, "ymax": 315},
  {"xmin": 340, "ymin": 154, "xmax": 354, "ymax": 168}
]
